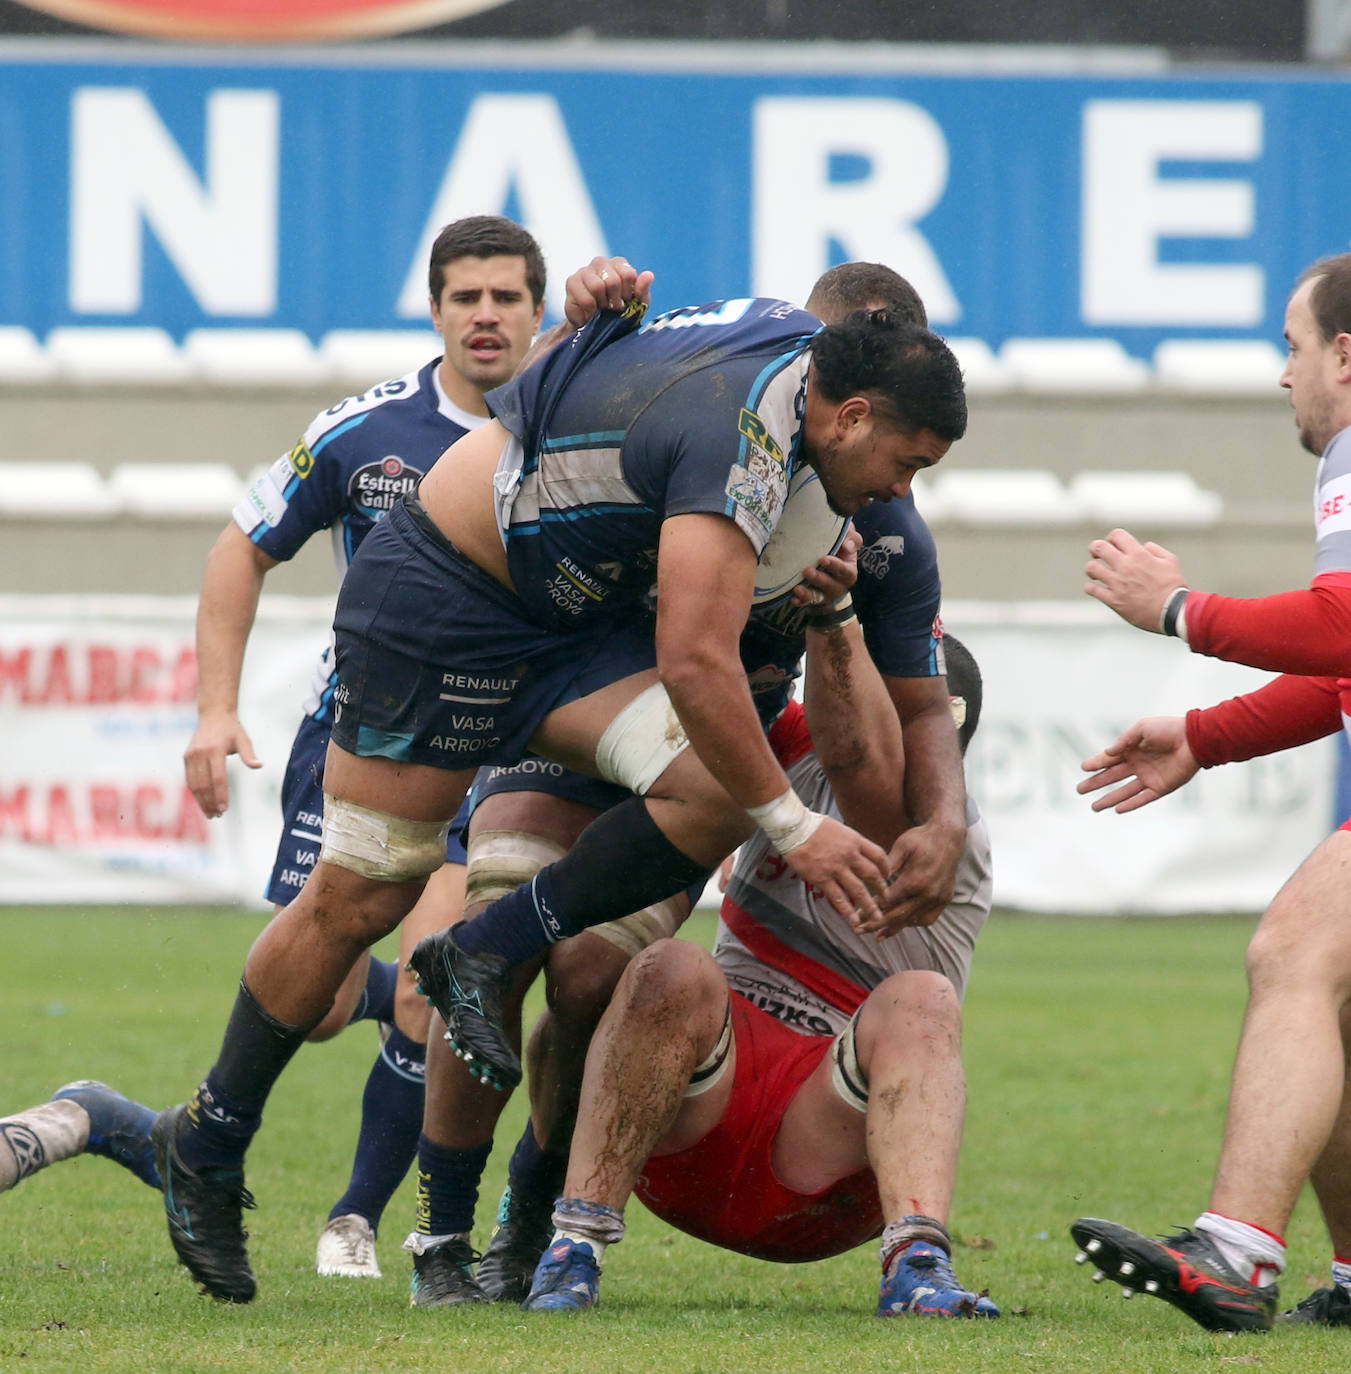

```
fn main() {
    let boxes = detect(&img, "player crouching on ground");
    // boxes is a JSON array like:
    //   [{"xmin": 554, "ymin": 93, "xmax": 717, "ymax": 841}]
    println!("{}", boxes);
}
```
[{"xmin": 521, "ymin": 629, "xmax": 999, "ymax": 1319}]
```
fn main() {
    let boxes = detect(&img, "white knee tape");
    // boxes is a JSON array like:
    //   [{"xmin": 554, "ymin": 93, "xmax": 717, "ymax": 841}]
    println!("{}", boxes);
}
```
[
  {"xmin": 594, "ymin": 683, "xmax": 689, "ymax": 796},
  {"xmin": 590, "ymin": 892, "xmax": 688, "ymax": 959},
  {"xmin": 465, "ymin": 830, "xmax": 567, "ymax": 908},
  {"xmin": 320, "ymin": 793, "xmax": 450, "ymax": 882},
  {"xmin": 830, "ymin": 1010, "xmax": 869, "ymax": 1114}
]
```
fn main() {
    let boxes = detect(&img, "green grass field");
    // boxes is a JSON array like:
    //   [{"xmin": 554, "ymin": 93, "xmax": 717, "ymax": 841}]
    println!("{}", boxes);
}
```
[{"xmin": 0, "ymin": 907, "xmax": 1344, "ymax": 1372}]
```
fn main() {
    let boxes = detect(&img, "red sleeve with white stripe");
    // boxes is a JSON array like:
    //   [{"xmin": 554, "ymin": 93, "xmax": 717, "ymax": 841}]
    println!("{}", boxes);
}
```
[
  {"xmin": 1185, "ymin": 672, "xmax": 1343, "ymax": 767},
  {"xmin": 1185, "ymin": 572, "xmax": 1351, "ymax": 676}
]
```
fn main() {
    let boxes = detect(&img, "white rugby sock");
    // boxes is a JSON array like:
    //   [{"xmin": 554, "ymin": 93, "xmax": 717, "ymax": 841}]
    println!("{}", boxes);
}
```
[
  {"xmin": 1330, "ymin": 1256, "xmax": 1351, "ymax": 1295},
  {"xmin": 1195, "ymin": 1211, "xmax": 1285, "ymax": 1288},
  {"xmin": 0, "ymin": 1100, "xmax": 90, "ymax": 1192}
]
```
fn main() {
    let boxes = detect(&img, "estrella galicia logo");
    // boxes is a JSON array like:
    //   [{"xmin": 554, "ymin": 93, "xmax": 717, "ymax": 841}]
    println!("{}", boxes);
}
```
[{"xmin": 349, "ymin": 455, "xmax": 422, "ymax": 520}]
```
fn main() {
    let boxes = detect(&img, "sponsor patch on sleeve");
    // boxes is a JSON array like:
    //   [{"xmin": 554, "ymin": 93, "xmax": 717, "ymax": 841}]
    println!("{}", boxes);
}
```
[{"xmin": 725, "ymin": 464, "xmax": 784, "ymax": 552}]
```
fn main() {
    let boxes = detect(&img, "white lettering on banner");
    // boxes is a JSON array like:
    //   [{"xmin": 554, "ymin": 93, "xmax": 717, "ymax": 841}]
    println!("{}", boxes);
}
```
[
  {"xmin": 0, "ymin": 782, "xmax": 210, "ymax": 845},
  {"xmin": 69, "ymin": 88, "xmax": 279, "ymax": 315},
  {"xmin": 398, "ymin": 94, "xmax": 607, "ymax": 319},
  {"xmin": 0, "ymin": 643, "xmax": 196, "ymax": 705},
  {"xmin": 751, "ymin": 97, "xmax": 959, "ymax": 324},
  {"xmin": 1081, "ymin": 100, "xmax": 1264, "ymax": 327}
]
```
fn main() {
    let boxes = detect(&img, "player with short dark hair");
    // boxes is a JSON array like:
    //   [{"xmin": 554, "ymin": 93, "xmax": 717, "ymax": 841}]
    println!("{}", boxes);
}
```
[
  {"xmin": 398, "ymin": 263, "xmax": 975, "ymax": 1308},
  {"xmin": 152, "ymin": 266, "xmax": 967, "ymax": 1304},
  {"xmin": 1069, "ymin": 250, "xmax": 1351, "ymax": 1332},
  {"xmin": 180, "ymin": 214, "xmax": 546, "ymax": 1283}
]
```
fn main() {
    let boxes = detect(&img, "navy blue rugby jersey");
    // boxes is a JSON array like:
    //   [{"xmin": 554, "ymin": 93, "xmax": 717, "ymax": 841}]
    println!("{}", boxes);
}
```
[
  {"xmin": 739, "ymin": 494, "xmax": 944, "ymax": 725},
  {"xmin": 233, "ymin": 358, "xmax": 485, "ymax": 721},
  {"xmin": 486, "ymin": 298, "xmax": 821, "ymax": 631}
]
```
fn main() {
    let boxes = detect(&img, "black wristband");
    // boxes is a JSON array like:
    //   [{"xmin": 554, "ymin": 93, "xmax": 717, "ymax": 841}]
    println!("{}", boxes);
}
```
[
  {"xmin": 803, "ymin": 592, "xmax": 857, "ymax": 634},
  {"xmin": 1161, "ymin": 587, "xmax": 1190, "ymax": 638}
]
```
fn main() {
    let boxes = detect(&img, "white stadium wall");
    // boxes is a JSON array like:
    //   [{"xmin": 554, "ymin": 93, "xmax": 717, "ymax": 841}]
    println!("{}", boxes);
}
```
[{"xmin": 0, "ymin": 596, "xmax": 1334, "ymax": 914}]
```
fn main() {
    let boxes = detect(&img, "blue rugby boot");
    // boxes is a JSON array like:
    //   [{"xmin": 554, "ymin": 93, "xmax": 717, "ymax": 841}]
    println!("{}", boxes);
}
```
[
  {"xmin": 50, "ymin": 1081, "xmax": 161, "ymax": 1190},
  {"xmin": 877, "ymin": 1239, "xmax": 1001, "ymax": 1318},
  {"xmin": 522, "ymin": 1238, "xmax": 601, "ymax": 1312}
]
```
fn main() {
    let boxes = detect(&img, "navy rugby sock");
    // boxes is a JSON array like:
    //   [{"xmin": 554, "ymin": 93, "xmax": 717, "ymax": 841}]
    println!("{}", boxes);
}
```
[
  {"xmin": 346, "ymin": 957, "xmax": 399, "ymax": 1026},
  {"xmin": 327, "ymin": 1027, "xmax": 425, "ymax": 1233},
  {"xmin": 414, "ymin": 1136, "xmax": 492, "ymax": 1238},
  {"xmin": 178, "ymin": 979, "xmax": 319, "ymax": 1172},
  {"xmin": 451, "ymin": 797, "xmax": 712, "ymax": 967},
  {"xmin": 506, "ymin": 1119, "xmax": 569, "ymax": 1209}
]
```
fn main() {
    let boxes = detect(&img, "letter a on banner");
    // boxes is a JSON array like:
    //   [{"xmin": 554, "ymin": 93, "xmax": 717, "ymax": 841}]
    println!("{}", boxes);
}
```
[{"xmin": 398, "ymin": 94, "xmax": 607, "ymax": 319}]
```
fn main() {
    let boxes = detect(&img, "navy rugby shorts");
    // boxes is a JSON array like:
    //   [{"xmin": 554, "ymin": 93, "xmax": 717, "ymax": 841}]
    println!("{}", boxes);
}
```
[{"xmin": 330, "ymin": 498, "xmax": 656, "ymax": 772}]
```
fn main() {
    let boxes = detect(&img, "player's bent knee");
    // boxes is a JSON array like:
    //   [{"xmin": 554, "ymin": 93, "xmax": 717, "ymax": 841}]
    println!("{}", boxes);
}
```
[
  {"xmin": 545, "ymin": 937, "xmax": 630, "ymax": 1028},
  {"xmin": 320, "ymin": 793, "xmax": 450, "ymax": 882},
  {"xmin": 856, "ymin": 971, "xmax": 961, "ymax": 1052},
  {"xmin": 617, "ymin": 938, "xmax": 721, "ymax": 1020},
  {"xmin": 465, "ymin": 830, "xmax": 566, "ymax": 910}
]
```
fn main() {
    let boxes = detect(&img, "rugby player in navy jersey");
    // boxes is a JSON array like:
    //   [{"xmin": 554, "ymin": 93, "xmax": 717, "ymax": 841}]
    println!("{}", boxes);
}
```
[
  {"xmin": 179, "ymin": 216, "xmax": 548, "ymax": 1283},
  {"xmin": 152, "ymin": 259, "xmax": 967, "ymax": 1303},
  {"xmin": 402, "ymin": 263, "xmax": 974, "ymax": 1308}
]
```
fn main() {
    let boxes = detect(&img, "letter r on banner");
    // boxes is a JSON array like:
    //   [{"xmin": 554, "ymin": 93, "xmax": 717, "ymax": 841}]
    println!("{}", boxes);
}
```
[{"xmin": 751, "ymin": 96, "xmax": 960, "ymax": 323}]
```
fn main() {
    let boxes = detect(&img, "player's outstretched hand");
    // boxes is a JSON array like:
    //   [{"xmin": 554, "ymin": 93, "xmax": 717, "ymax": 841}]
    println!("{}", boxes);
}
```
[
  {"xmin": 857, "ymin": 819, "xmax": 965, "ymax": 936},
  {"xmin": 564, "ymin": 256, "xmax": 656, "ymax": 328},
  {"xmin": 184, "ymin": 711, "xmax": 262, "ymax": 818},
  {"xmin": 791, "ymin": 524, "xmax": 860, "ymax": 609},
  {"xmin": 1078, "ymin": 715, "xmax": 1198, "ymax": 814},
  {"xmin": 1085, "ymin": 528, "xmax": 1186, "ymax": 633},
  {"xmin": 781, "ymin": 815, "xmax": 890, "ymax": 925}
]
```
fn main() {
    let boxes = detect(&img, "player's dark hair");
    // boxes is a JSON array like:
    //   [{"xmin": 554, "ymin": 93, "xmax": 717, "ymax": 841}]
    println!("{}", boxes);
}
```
[
  {"xmin": 1300, "ymin": 252, "xmax": 1351, "ymax": 343},
  {"xmin": 805, "ymin": 263, "xmax": 928, "ymax": 328},
  {"xmin": 941, "ymin": 633, "xmax": 982, "ymax": 755},
  {"xmin": 428, "ymin": 216, "xmax": 547, "ymax": 305},
  {"xmin": 809, "ymin": 312, "xmax": 967, "ymax": 441}
]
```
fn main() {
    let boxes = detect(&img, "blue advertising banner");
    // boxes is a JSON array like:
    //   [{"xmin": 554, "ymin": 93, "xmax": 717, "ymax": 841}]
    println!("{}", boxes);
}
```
[{"xmin": 0, "ymin": 45, "xmax": 1346, "ymax": 350}]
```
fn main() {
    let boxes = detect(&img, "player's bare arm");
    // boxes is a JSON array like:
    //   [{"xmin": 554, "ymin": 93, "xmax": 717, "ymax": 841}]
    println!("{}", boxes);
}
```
[
  {"xmin": 1085, "ymin": 528, "xmax": 1188, "ymax": 633},
  {"xmin": 183, "ymin": 522, "xmax": 277, "ymax": 818},
  {"xmin": 1078, "ymin": 715, "xmax": 1200, "ymax": 814},
  {"xmin": 801, "ymin": 619, "xmax": 907, "ymax": 848},
  {"xmin": 656, "ymin": 512, "xmax": 891, "ymax": 921},
  {"xmin": 866, "ymin": 672, "xmax": 968, "ymax": 934}
]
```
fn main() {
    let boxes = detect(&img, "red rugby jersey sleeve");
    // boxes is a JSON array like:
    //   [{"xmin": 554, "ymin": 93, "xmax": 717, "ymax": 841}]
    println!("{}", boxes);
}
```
[
  {"xmin": 1185, "ymin": 572, "xmax": 1351, "ymax": 676},
  {"xmin": 1185, "ymin": 672, "xmax": 1342, "ymax": 766}
]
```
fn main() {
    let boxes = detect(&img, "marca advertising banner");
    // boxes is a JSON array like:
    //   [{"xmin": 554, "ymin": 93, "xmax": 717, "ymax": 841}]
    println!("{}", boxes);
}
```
[
  {"xmin": 0, "ymin": 48, "xmax": 1344, "ymax": 351},
  {"xmin": 0, "ymin": 597, "xmax": 1336, "ymax": 913},
  {"xmin": 0, "ymin": 596, "xmax": 329, "ymax": 904}
]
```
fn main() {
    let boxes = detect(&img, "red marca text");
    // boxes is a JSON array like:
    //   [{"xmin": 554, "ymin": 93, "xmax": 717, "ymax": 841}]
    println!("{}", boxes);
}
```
[
  {"xmin": 0, "ymin": 643, "xmax": 197, "ymax": 705},
  {"xmin": 0, "ymin": 782, "xmax": 210, "ymax": 845}
]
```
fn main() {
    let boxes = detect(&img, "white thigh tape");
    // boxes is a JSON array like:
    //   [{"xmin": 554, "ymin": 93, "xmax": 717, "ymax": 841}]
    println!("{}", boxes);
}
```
[
  {"xmin": 830, "ymin": 1010, "xmax": 869, "ymax": 1114},
  {"xmin": 684, "ymin": 1002, "xmax": 734, "ymax": 1098},
  {"xmin": 594, "ymin": 682, "xmax": 689, "ymax": 796},
  {"xmin": 465, "ymin": 830, "xmax": 567, "ymax": 908},
  {"xmin": 320, "ymin": 793, "xmax": 450, "ymax": 882}
]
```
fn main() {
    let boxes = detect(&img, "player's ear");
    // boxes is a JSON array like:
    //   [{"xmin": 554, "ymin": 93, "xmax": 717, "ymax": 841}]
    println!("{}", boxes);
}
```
[{"xmin": 836, "ymin": 395, "xmax": 871, "ymax": 434}]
